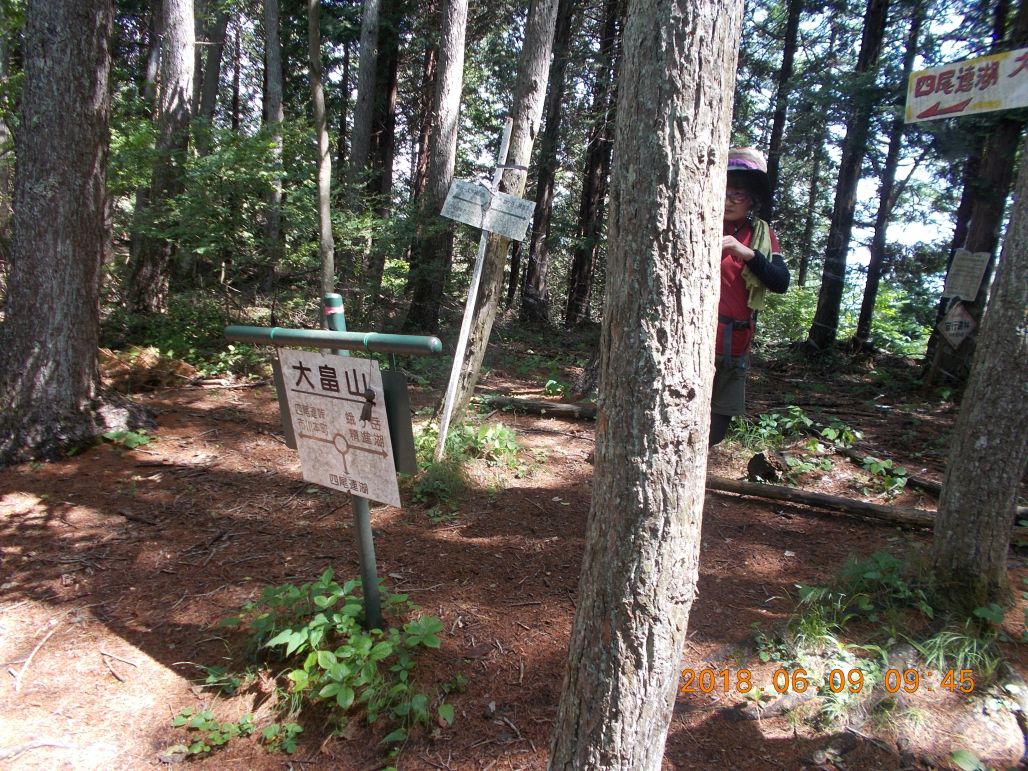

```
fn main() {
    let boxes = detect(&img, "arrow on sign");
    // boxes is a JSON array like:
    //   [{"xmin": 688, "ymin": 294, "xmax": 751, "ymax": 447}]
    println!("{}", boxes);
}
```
[{"xmin": 916, "ymin": 97, "xmax": 973, "ymax": 120}]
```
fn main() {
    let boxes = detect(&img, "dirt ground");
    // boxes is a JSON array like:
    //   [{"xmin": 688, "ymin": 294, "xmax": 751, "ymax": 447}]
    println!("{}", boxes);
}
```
[{"xmin": 1, "ymin": 352, "xmax": 1025, "ymax": 770}]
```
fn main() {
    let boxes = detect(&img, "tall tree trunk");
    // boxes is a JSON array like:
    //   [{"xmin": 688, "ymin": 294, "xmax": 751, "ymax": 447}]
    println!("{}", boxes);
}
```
[
  {"xmin": 309, "ymin": 0, "xmax": 335, "ymax": 297},
  {"xmin": 548, "ymin": 0, "xmax": 742, "ymax": 763},
  {"xmin": 565, "ymin": 0, "xmax": 622, "ymax": 327},
  {"xmin": 930, "ymin": 134, "xmax": 1028, "ymax": 613},
  {"xmin": 336, "ymin": 42, "xmax": 351, "ymax": 180},
  {"xmin": 401, "ymin": 0, "xmax": 469, "ymax": 334},
  {"xmin": 348, "ymin": 0, "xmax": 380, "ymax": 185},
  {"xmin": 445, "ymin": 0, "xmax": 561, "ymax": 424},
  {"xmin": 854, "ymin": 1, "xmax": 922, "ymax": 345},
  {"xmin": 231, "ymin": 23, "xmax": 241, "ymax": 131},
  {"xmin": 0, "ymin": 0, "xmax": 140, "ymax": 464},
  {"xmin": 263, "ymin": 0, "xmax": 286, "ymax": 288},
  {"xmin": 764, "ymin": 0, "xmax": 803, "ymax": 220},
  {"xmin": 127, "ymin": 0, "xmax": 195, "ymax": 314},
  {"xmin": 194, "ymin": 7, "xmax": 231, "ymax": 154},
  {"xmin": 520, "ymin": 0, "xmax": 579, "ymax": 323},
  {"xmin": 0, "ymin": 26, "xmax": 12, "ymax": 247},
  {"xmin": 127, "ymin": 0, "xmax": 163, "ymax": 272},
  {"xmin": 410, "ymin": 43, "xmax": 438, "ymax": 203},
  {"xmin": 805, "ymin": 0, "xmax": 890, "ymax": 351},
  {"xmin": 797, "ymin": 133, "xmax": 823, "ymax": 287},
  {"xmin": 922, "ymin": 0, "xmax": 1028, "ymax": 384}
]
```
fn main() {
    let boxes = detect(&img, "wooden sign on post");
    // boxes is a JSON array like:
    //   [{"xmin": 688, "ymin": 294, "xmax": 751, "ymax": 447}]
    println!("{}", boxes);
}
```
[{"xmin": 441, "ymin": 179, "xmax": 536, "ymax": 241}]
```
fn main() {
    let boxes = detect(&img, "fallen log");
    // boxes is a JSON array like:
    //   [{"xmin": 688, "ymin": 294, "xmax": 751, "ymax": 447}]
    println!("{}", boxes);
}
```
[
  {"xmin": 480, "ymin": 395, "xmax": 596, "ymax": 419},
  {"xmin": 705, "ymin": 475, "xmax": 1028, "ymax": 545}
]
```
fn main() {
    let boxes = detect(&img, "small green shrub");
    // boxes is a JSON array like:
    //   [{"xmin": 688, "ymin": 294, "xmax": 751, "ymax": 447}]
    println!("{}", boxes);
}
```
[
  {"xmin": 169, "ymin": 709, "xmax": 255, "ymax": 756},
  {"xmin": 102, "ymin": 429, "xmax": 155, "ymax": 449},
  {"xmin": 860, "ymin": 456, "xmax": 908, "ymax": 497},
  {"xmin": 729, "ymin": 406, "xmax": 812, "ymax": 450},
  {"xmin": 411, "ymin": 459, "xmax": 468, "ymax": 520}
]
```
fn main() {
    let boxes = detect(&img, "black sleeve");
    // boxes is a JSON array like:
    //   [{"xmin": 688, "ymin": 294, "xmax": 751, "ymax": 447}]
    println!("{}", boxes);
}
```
[{"xmin": 748, "ymin": 249, "xmax": 790, "ymax": 294}]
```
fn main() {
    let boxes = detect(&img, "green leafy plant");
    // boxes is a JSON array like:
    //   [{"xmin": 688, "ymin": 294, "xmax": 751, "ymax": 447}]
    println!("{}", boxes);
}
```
[
  {"xmin": 543, "ymin": 378, "xmax": 567, "ymax": 397},
  {"xmin": 860, "ymin": 456, "xmax": 908, "ymax": 497},
  {"xmin": 169, "ymin": 709, "xmax": 255, "ymax": 756},
  {"xmin": 213, "ymin": 568, "xmax": 452, "ymax": 751},
  {"xmin": 729, "ymin": 406, "xmax": 812, "ymax": 450},
  {"xmin": 411, "ymin": 459, "xmax": 468, "ymax": 521},
  {"xmin": 782, "ymin": 454, "xmax": 833, "ymax": 485},
  {"xmin": 260, "ymin": 722, "xmax": 304, "ymax": 754},
  {"xmin": 818, "ymin": 420, "xmax": 861, "ymax": 449},
  {"xmin": 102, "ymin": 429, "xmax": 155, "ymax": 449}
]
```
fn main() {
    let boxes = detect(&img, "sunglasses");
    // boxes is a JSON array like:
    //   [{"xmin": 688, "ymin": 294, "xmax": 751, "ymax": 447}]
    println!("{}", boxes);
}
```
[{"xmin": 726, "ymin": 191, "xmax": 752, "ymax": 203}]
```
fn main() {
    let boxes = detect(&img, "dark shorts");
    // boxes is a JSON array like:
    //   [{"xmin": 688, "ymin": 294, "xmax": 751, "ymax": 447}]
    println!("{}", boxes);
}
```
[{"xmin": 711, "ymin": 355, "xmax": 747, "ymax": 416}]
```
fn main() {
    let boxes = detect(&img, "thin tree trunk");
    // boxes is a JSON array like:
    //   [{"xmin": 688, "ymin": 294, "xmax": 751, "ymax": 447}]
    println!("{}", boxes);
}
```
[
  {"xmin": 520, "ymin": 0, "xmax": 579, "ymax": 323},
  {"xmin": 805, "ymin": 0, "xmax": 890, "ymax": 351},
  {"xmin": 411, "ymin": 43, "xmax": 438, "ymax": 202},
  {"xmin": 336, "ymin": 42, "xmax": 351, "ymax": 180},
  {"xmin": 445, "ymin": 0, "xmax": 561, "ymax": 424},
  {"xmin": 309, "ymin": 0, "xmax": 335, "ymax": 297},
  {"xmin": 127, "ymin": 0, "xmax": 163, "ymax": 271},
  {"xmin": 263, "ymin": 0, "xmax": 285, "ymax": 287},
  {"xmin": 127, "ymin": 0, "xmax": 195, "ymax": 314},
  {"xmin": 349, "ymin": 0, "xmax": 381, "ymax": 185},
  {"xmin": 565, "ymin": 0, "xmax": 621, "ymax": 327},
  {"xmin": 0, "ymin": 0, "xmax": 144, "ymax": 464},
  {"xmin": 797, "ymin": 135, "xmax": 822, "ymax": 287},
  {"xmin": 402, "ymin": 0, "xmax": 469, "ymax": 333},
  {"xmin": 231, "ymin": 23, "xmax": 241, "ymax": 131},
  {"xmin": 765, "ymin": 0, "xmax": 803, "ymax": 220},
  {"xmin": 854, "ymin": 2, "xmax": 922, "ymax": 345},
  {"xmin": 0, "ymin": 26, "xmax": 13, "ymax": 244},
  {"xmin": 548, "ymin": 0, "xmax": 742, "ymax": 762},
  {"xmin": 194, "ymin": 8, "xmax": 231, "ymax": 154},
  {"xmin": 506, "ymin": 239, "xmax": 522, "ymax": 308},
  {"xmin": 930, "ymin": 134, "xmax": 1028, "ymax": 613}
]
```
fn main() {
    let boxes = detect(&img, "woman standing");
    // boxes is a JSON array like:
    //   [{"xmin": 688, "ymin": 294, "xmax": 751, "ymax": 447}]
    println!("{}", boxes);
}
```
[{"xmin": 710, "ymin": 147, "xmax": 790, "ymax": 446}]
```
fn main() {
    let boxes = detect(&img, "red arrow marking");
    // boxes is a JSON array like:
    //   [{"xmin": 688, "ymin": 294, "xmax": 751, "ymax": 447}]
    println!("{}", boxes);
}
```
[{"xmin": 917, "ymin": 97, "xmax": 974, "ymax": 119}]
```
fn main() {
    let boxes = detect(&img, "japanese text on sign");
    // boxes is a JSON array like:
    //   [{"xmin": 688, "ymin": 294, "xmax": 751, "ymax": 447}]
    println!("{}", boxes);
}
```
[
  {"xmin": 939, "ymin": 302, "xmax": 976, "ymax": 349},
  {"xmin": 277, "ymin": 349, "xmax": 400, "ymax": 507},
  {"xmin": 907, "ymin": 47, "xmax": 1028, "ymax": 123}
]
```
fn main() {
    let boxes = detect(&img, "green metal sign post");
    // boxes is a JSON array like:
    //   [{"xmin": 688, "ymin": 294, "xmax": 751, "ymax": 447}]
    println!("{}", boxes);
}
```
[{"xmin": 225, "ymin": 294, "xmax": 442, "ymax": 629}]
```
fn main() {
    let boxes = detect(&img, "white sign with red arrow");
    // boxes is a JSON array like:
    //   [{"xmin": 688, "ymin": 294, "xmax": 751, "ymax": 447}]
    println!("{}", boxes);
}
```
[{"xmin": 906, "ymin": 47, "xmax": 1028, "ymax": 124}]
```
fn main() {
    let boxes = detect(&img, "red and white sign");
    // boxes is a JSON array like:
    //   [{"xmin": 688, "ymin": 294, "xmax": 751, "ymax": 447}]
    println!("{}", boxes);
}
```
[
  {"xmin": 939, "ymin": 302, "xmax": 976, "ymax": 349},
  {"xmin": 906, "ymin": 47, "xmax": 1028, "ymax": 124}
]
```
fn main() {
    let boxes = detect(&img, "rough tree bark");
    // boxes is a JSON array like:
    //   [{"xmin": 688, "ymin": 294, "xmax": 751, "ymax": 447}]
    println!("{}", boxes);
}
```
[
  {"xmin": 348, "ymin": 0, "xmax": 381, "ymax": 185},
  {"xmin": 263, "ymin": 0, "xmax": 285, "ymax": 285},
  {"xmin": 519, "ymin": 0, "xmax": 579, "ymax": 322},
  {"xmin": 402, "ymin": 0, "xmax": 469, "ymax": 334},
  {"xmin": 194, "ymin": 7, "xmax": 231, "ymax": 154},
  {"xmin": 564, "ymin": 0, "xmax": 622, "ymax": 327},
  {"xmin": 854, "ymin": 2, "xmax": 922, "ymax": 345},
  {"xmin": 127, "ymin": 0, "xmax": 195, "ymax": 313},
  {"xmin": 805, "ymin": 0, "xmax": 890, "ymax": 351},
  {"xmin": 308, "ymin": 0, "xmax": 335, "ymax": 297},
  {"xmin": 548, "ymin": 0, "xmax": 742, "ymax": 763},
  {"xmin": 764, "ymin": 0, "xmax": 803, "ymax": 220},
  {"xmin": 930, "ymin": 134, "xmax": 1028, "ymax": 613},
  {"xmin": 445, "ymin": 0, "xmax": 561, "ymax": 423},
  {"xmin": 0, "ymin": 0, "xmax": 147, "ymax": 465}
]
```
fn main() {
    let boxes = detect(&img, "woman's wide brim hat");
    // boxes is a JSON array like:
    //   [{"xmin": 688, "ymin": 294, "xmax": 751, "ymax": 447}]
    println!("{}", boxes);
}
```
[{"xmin": 727, "ymin": 147, "xmax": 771, "ymax": 212}]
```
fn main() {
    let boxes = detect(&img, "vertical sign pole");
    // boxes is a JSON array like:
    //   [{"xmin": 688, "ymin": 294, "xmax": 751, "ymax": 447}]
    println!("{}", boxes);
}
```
[
  {"xmin": 434, "ymin": 118, "xmax": 514, "ymax": 461},
  {"xmin": 323, "ymin": 293, "xmax": 382, "ymax": 629}
]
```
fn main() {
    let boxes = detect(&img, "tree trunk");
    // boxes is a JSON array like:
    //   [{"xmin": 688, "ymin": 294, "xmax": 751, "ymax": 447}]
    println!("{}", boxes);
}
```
[
  {"xmin": 923, "ymin": 0, "xmax": 1028, "ymax": 384},
  {"xmin": 348, "ymin": 0, "xmax": 380, "ymax": 185},
  {"xmin": 445, "ymin": 0, "xmax": 561, "ymax": 424},
  {"xmin": 805, "ymin": 0, "xmax": 889, "ymax": 351},
  {"xmin": 796, "ymin": 135, "xmax": 822, "ymax": 287},
  {"xmin": 402, "ymin": 0, "xmax": 469, "ymax": 334},
  {"xmin": 127, "ymin": 0, "xmax": 195, "ymax": 314},
  {"xmin": 929, "ymin": 134, "xmax": 1028, "ymax": 613},
  {"xmin": 548, "ymin": 0, "xmax": 741, "ymax": 763},
  {"xmin": 854, "ymin": 2, "xmax": 921, "ymax": 345},
  {"xmin": 410, "ymin": 43, "xmax": 438, "ymax": 202},
  {"xmin": 308, "ymin": 0, "xmax": 335, "ymax": 297},
  {"xmin": 764, "ymin": 0, "xmax": 803, "ymax": 220},
  {"xmin": 0, "ymin": 27, "xmax": 13, "ymax": 246},
  {"xmin": 520, "ymin": 0, "xmax": 579, "ymax": 323},
  {"xmin": 564, "ymin": 0, "xmax": 622, "ymax": 327},
  {"xmin": 231, "ymin": 23, "xmax": 241, "ymax": 131},
  {"xmin": 194, "ymin": 7, "xmax": 231, "ymax": 154},
  {"xmin": 127, "ymin": 0, "xmax": 163, "ymax": 282},
  {"xmin": 0, "ymin": 0, "xmax": 144, "ymax": 464},
  {"xmin": 263, "ymin": 0, "xmax": 286, "ymax": 287},
  {"xmin": 335, "ymin": 42, "xmax": 351, "ymax": 180}
]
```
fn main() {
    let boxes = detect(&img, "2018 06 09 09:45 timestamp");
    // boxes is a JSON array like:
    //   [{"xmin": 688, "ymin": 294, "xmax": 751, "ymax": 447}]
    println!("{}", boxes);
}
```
[{"xmin": 678, "ymin": 668, "xmax": 976, "ymax": 695}]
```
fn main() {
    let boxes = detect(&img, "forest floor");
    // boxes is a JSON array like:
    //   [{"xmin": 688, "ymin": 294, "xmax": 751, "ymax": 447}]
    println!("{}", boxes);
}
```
[{"xmin": 1, "ymin": 327, "xmax": 1026, "ymax": 770}]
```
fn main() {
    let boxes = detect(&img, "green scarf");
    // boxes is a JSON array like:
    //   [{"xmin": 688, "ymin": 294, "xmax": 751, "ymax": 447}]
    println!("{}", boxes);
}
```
[{"xmin": 741, "ymin": 218, "xmax": 774, "ymax": 311}]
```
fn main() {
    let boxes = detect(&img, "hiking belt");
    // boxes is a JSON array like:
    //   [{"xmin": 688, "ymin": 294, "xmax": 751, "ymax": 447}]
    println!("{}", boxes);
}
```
[{"xmin": 718, "ymin": 314, "xmax": 754, "ymax": 362}]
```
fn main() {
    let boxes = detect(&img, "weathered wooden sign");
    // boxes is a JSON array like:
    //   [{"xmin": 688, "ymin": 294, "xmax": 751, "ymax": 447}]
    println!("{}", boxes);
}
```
[
  {"xmin": 441, "ymin": 179, "xmax": 535, "ymax": 241},
  {"xmin": 941, "ymin": 249, "xmax": 990, "ymax": 301}
]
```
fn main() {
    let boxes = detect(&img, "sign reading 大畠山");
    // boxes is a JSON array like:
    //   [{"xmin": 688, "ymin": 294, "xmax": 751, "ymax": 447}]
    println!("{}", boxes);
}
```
[
  {"xmin": 906, "ymin": 47, "xmax": 1028, "ymax": 124},
  {"xmin": 278, "ymin": 349, "xmax": 400, "ymax": 507}
]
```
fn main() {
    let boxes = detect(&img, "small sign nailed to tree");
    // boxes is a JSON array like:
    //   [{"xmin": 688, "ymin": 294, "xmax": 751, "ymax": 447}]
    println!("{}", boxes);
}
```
[
  {"xmin": 906, "ymin": 46, "xmax": 1028, "ymax": 124},
  {"xmin": 441, "ymin": 179, "xmax": 536, "ymax": 241},
  {"xmin": 941, "ymin": 249, "xmax": 990, "ymax": 301},
  {"xmin": 939, "ymin": 301, "xmax": 976, "ymax": 349}
]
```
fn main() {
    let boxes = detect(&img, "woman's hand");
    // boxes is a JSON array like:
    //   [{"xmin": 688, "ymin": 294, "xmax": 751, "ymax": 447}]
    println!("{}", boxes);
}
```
[{"xmin": 722, "ymin": 236, "xmax": 755, "ymax": 261}]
